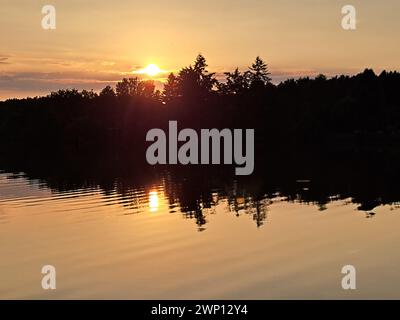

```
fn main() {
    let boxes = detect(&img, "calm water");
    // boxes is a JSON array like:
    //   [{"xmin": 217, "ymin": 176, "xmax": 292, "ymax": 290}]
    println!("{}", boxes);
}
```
[{"xmin": 1, "ymin": 168, "xmax": 400, "ymax": 299}]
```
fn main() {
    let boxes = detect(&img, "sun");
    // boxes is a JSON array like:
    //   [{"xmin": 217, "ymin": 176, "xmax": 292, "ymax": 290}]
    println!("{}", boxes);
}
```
[{"xmin": 143, "ymin": 64, "xmax": 161, "ymax": 76}]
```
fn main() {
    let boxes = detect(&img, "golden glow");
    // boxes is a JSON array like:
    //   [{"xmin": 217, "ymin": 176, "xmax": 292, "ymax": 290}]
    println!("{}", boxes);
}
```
[
  {"xmin": 3, "ymin": 1, "xmax": 400, "ymax": 101},
  {"xmin": 149, "ymin": 191, "xmax": 159, "ymax": 212},
  {"xmin": 142, "ymin": 64, "xmax": 161, "ymax": 77}
]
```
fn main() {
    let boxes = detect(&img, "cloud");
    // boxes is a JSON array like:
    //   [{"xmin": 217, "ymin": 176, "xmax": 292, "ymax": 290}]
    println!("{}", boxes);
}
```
[
  {"xmin": 0, "ymin": 69, "xmax": 167, "ymax": 100},
  {"xmin": 0, "ymin": 71, "xmax": 117, "ymax": 100},
  {"xmin": 0, "ymin": 56, "xmax": 10, "ymax": 65},
  {"xmin": 101, "ymin": 61, "xmax": 116, "ymax": 67}
]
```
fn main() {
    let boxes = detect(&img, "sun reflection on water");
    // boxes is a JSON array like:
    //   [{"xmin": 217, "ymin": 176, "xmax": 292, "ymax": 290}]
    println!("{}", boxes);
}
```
[{"xmin": 148, "ymin": 191, "xmax": 159, "ymax": 212}]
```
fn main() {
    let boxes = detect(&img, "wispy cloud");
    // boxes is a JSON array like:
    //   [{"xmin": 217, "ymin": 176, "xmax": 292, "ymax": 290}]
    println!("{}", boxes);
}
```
[
  {"xmin": 0, "ymin": 55, "xmax": 10, "ymax": 65},
  {"xmin": 0, "ymin": 69, "xmax": 167, "ymax": 100}
]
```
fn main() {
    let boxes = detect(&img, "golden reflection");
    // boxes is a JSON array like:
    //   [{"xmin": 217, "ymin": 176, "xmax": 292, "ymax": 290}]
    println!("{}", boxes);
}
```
[{"xmin": 149, "ymin": 191, "xmax": 159, "ymax": 212}]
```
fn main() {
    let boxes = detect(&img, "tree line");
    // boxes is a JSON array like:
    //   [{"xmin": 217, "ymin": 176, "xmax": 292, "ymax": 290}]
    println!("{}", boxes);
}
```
[
  {"xmin": 1, "ymin": 54, "xmax": 400, "ymax": 155},
  {"xmin": 38, "ymin": 54, "xmax": 273, "ymax": 102}
]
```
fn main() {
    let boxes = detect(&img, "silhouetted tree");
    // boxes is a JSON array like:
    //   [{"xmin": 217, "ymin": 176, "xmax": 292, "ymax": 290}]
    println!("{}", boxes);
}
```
[
  {"xmin": 193, "ymin": 54, "xmax": 216, "ymax": 92},
  {"xmin": 247, "ymin": 56, "xmax": 271, "ymax": 86},
  {"xmin": 115, "ymin": 77, "xmax": 142, "ymax": 97},
  {"xmin": 81, "ymin": 89, "xmax": 98, "ymax": 100},
  {"xmin": 100, "ymin": 85, "xmax": 116, "ymax": 98},
  {"xmin": 163, "ymin": 73, "xmax": 179, "ymax": 103},
  {"xmin": 176, "ymin": 54, "xmax": 217, "ymax": 99},
  {"xmin": 315, "ymin": 74, "xmax": 327, "ymax": 81},
  {"xmin": 48, "ymin": 88, "xmax": 81, "ymax": 100},
  {"xmin": 116, "ymin": 78, "xmax": 133, "ymax": 97},
  {"xmin": 141, "ymin": 80, "xmax": 156, "ymax": 98},
  {"xmin": 115, "ymin": 77, "xmax": 157, "ymax": 99},
  {"xmin": 218, "ymin": 68, "xmax": 249, "ymax": 95}
]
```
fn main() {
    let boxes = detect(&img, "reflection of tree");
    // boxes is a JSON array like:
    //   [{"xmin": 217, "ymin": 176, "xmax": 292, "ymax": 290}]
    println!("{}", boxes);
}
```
[
  {"xmin": 226, "ymin": 181, "xmax": 269, "ymax": 226},
  {"xmin": 2, "ymin": 147, "xmax": 400, "ymax": 230},
  {"xmin": 250, "ymin": 199, "xmax": 268, "ymax": 228},
  {"xmin": 0, "ymin": 206, "xmax": 7, "ymax": 224}
]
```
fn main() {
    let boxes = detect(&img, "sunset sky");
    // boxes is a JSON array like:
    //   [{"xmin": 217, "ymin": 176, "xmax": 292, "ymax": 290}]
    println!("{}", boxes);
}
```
[{"xmin": 1, "ymin": 0, "xmax": 400, "ymax": 100}]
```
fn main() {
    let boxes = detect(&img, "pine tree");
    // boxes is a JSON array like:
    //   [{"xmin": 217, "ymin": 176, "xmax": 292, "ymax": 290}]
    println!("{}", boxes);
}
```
[
  {"xmin": 248, "ymin": 56, "xmax": 271, "ymax": 85},
  {"xmin": 176, "ymin": 54, "xmax": 217, "ymax": 99},
  {"xmin": 218, "ymin": 68, "xmax": 248, "ymax": 95},
  {"xmin": 163, "ymin": 73, "xmax": 179, "ymax": 102}
]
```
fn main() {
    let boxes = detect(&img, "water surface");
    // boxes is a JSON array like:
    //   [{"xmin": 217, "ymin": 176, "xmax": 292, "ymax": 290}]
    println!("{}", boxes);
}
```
[{"xmin": 1, "ymin": 168, "xmax": 400, "ymax": 299}]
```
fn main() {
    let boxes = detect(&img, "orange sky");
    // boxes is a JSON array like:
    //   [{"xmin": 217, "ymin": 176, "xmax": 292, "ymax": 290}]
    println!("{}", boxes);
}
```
[{"xmin": 1, "ymin": 0, "xmax": 400, "ymax": 100}]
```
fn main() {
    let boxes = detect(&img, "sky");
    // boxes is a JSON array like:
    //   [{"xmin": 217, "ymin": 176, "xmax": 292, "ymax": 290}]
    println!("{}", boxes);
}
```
[{"xmin": 1, "ymin": 0, "xmax": 400, "ymax": 100}]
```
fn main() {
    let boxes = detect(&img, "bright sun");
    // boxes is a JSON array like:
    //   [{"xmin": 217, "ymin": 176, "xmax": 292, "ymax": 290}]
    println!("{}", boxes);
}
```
[{"xmin": 143, "ymin": 64, "xmax": 161, "ymax": 76}]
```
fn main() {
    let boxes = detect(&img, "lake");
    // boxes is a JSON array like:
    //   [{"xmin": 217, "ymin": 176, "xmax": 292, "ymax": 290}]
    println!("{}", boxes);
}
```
[{"xmin": 1, "ymin": 154, "xmax": 400, "ymax": 299}]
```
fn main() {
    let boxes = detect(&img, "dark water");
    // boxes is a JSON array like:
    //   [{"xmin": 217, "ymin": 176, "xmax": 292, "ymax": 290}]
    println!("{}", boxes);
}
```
[{"xmin": 1, "ymin": 149, "xmax": 400, "ymax": 299}]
